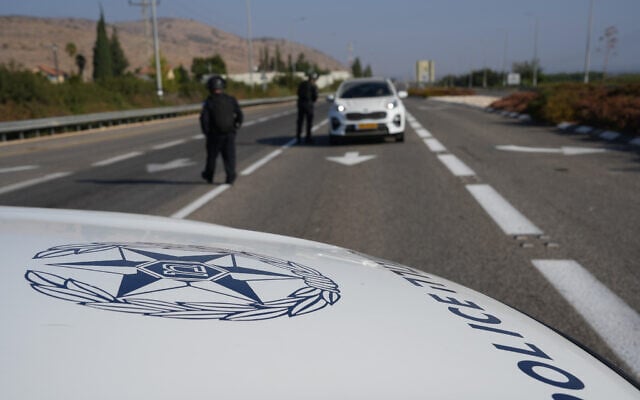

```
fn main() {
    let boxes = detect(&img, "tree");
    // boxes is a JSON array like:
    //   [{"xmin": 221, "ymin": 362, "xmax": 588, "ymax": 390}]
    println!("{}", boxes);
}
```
[
  {"xmin": 363, "ymin": 65, "xmax": 372, "ymax": 77},
  {"xmin": 75, "ymin": 54, "xmax": 86, "ymax": 78},
  {"xmin": 190, "ymin": 54, "xmax": 227, "ymax": 82},
  {"xmin": 295, "ymin": 52, "xmax": 311, "ymax": 73},
  {"xmin": 110, "ymin": 27, "xmax": 129, "ymax": 76},
  {"xmin": 65, "ymin": 42, "xmax": 77, "ymax": 74},
  {"xmin": 274, "ymin": 45, "xmax": 285, "ymax": 72},
  {"xmin": 512, "ymin": 60, "xmax": 543, "ymax": 86},
  {"xmin": 173, "ymin": 64, "xmax": 189, "ymax": 84},
  {"xmin": 351, "ymin": 57, "xmax": 363, "ymax": 77},
  {"xmin": 92, "ymin": 9, "xmax": 112, "ymax": 80}
]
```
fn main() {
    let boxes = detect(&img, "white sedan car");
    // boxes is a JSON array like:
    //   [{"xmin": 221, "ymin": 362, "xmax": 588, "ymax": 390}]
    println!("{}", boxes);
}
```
[
  {"xmin": 1, "ymin": 206, "xmax": 639, "ymax": 399},
  {"xmin": 327, "ymin": 77, "xmax": 407, "ymax": 144}
]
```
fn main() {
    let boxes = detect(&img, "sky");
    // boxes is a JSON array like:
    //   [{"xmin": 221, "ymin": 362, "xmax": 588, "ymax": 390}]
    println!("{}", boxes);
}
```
[{"xmin": 2, "ymin": 0, "xmax": 639, "ymax": 79}]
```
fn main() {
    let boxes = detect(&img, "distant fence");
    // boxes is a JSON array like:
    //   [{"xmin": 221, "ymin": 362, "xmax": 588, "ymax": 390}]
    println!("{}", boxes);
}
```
[{"xmin": 0, "ymin": 96, "xmax": 297, "ymax": 142}]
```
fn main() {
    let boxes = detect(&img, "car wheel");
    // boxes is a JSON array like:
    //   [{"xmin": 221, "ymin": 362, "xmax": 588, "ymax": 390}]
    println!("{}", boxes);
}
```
[{"xmin": 395, "ymin": 132, "xmax": 405, "ymax": 142}]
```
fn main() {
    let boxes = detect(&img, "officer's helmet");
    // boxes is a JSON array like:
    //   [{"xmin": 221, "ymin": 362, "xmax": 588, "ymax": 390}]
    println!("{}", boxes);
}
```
[{"xmin": 206, "ymin": 75, "xmax": 226, "ymax": 91}]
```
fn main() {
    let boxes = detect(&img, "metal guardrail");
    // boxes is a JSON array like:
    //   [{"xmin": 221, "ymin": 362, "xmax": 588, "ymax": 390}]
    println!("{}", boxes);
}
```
[{"xmin": 0, "ymin": 96, "xmax": 297, "ymax": 142}]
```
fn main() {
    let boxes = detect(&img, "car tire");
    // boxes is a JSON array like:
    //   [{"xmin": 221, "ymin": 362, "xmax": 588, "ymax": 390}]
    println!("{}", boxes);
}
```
[{"xmin": 395, "ymin": 132, "xmax": 405, "ymax": 142}]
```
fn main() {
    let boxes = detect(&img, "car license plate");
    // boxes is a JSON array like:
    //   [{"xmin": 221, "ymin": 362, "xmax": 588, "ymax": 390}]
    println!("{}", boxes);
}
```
[{"xmin": 357, "ymin": 123, "xmax": 378, "ymax": 130}]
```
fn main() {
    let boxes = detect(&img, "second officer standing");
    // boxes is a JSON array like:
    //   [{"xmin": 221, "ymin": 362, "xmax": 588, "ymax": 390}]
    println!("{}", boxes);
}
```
[{"xmin": 296, "ymin": 71, "xmax": 318, "ymax": 144}]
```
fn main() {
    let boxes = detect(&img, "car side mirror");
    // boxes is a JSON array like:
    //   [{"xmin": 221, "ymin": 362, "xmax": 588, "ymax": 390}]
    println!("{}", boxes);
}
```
[
  {"xmin": 398, "ymin": 91, "xmax": 408, "ymax": 99},
  {"xmin": 326, "ymin": 94, "xmax": 335, "ymax": 103}
]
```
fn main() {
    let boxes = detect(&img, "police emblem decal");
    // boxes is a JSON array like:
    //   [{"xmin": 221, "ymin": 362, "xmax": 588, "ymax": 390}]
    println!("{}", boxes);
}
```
[{"xmin": 25, "ymin": 243, "xmax": 341, "ymax": 320}]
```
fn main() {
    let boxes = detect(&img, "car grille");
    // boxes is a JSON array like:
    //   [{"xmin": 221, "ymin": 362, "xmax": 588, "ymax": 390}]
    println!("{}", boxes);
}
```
[{"xmin": 346, "ymin": 111, "xmax": 387, "ymax": 121}]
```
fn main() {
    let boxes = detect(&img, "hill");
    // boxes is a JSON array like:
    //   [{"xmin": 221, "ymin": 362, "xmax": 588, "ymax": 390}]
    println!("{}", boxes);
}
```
[{"xmin": 0, "ymin": 16, "xmax": 346, "ymax": 78}]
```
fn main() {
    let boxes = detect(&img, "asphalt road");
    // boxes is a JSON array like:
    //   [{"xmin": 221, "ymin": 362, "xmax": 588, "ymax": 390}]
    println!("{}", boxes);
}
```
[{"xmin": 0, "ymin": 97, "xmax": 638, "ymax": 380}]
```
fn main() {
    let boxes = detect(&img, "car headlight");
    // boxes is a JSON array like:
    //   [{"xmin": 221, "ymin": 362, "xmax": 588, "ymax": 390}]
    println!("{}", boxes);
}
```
[
  {"xmin": 336, "ymin": 103, "xmax": 346, "ymax": 112},
  {"xmin": 386, "ymin": 100, "xmax": 398, "ymax": 110}
]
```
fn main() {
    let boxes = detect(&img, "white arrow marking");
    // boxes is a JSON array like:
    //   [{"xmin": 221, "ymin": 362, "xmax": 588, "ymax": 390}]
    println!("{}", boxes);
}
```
[
  {"xmin": 496, "ymin": 145, "xmax": 607, "ymax": 156},
  {"xmin": 326, "ymin": 151, "xmax": 376, "ymax": 166},
  {"xmin": 146, "ymin": 158, "xmax": 196, "ymax": 173}
]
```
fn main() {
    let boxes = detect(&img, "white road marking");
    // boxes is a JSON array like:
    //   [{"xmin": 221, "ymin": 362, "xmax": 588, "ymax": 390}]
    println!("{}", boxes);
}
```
[
  {"xmin": 575, "ymin": 125, "xmax": 593, "ymax": 134},
  {"xmin": 599, "ymin": 131, "xmax": 620, "ymax": 141},
  {"xmin": 532, "ymin": 259, "xmax": 640, "ymax": 378},
  {"xmin": 146, "ymin": 158, "xmax": 195, "ymax": 173},
  {"xmin": 171, "ymin": 184, "xmax": 230, "ymax": 219},
  {"xmin": 466, "ymin": 184, "xmax": 542, "ymax": 235},
  {"xmin": 496, "ymin": 144, "xmax": 607, "ymax": 156},
  {"xmin": 282, "ymin": 138, "xmax": 297, "ymax": 148},
  {"xmin": 437, "ymin": 154, "xmax": 476, "ymax": 177},
  {"xmin": 0, "ymin": 165, "xmax": 38, "ymax": 173},
  {"xmin": 326, "ymin": 151, "xmax": 376, "ymax": 166},
  {"xmin": 410, "ymin": 122, "xmax": 422, "ymax": 130},
  {"xmin": 557, "ymin": 122, "xmax": 573, "ymax": 130},
  {"xmin": 0, "ymin": 172, "xmax": 72, "ymax": 195},
  {"xmin": 415, "ymin": 128, "xmax": 432, "ymax": 138},
  {"xmin": 424, "ymin": 138, "xmax": 447, "ymax": 152},
  {"xmin": 92, "ymin": 151, "xmax": 143, "ymax": 167},
  {"xmin": 152, "ymin": 139, "xmax": 186, "ymax": 150},
  {"xmin": 192, "ymin": 134, "xmax": 205, "ymax": 140},
  {"xmin": 241, "ymin": 149, "xmax": 283, "ymax": 176}
]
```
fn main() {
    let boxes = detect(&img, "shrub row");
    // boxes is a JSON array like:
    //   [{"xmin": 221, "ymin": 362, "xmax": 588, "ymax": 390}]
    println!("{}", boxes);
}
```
[
  {"xmin": 490, "ymin": 83, "xmax": 640, "ymax": 136},
  {"xmin": 408, "ymin": 87, "xmax": 476, "ymax": 97},
  {"xmin": 0, "ymin": 64, "xmax": 303, "ymax": 122}
]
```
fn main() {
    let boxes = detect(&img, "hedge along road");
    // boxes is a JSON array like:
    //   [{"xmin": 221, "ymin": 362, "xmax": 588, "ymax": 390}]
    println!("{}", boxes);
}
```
[{"xmin": 0, "ymin": 96, "xmax": 638, "ymax": 380}]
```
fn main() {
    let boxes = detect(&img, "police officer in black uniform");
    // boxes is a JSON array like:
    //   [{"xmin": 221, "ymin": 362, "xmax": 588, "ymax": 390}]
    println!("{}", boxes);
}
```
[
  {"xmin": 296, "ymin": 71, "xmax": 319, "ymax": 143},
  {"xmin": 199, "ymin": 75, "xmax": 243, "ymax": 184}
]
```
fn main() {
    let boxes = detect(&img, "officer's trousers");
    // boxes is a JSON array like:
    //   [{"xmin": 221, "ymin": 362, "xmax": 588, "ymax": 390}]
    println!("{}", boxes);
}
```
[{"xmin": 204, "ymin": 132, "xmax": 236, "ymax": 184}]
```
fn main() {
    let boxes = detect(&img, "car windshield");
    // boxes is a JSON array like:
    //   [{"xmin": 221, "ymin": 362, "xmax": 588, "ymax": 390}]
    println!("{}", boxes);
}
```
[{"xmin": 339, "ymin": 82, "xmax": 392, "ymax": 98}]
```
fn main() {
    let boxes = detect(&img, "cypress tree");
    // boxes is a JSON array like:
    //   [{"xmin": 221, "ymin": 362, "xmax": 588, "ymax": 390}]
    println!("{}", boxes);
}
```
[
  {"xmin": 110, "ymin": 27, "xmax": 129, "ymax": 76},
  {"xmin": 92, "ymin": 9, "xmax": 113, "ymax": 80}
]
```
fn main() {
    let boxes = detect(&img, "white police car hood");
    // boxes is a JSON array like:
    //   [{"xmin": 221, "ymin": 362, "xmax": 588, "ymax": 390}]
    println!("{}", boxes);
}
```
[{"xmin": 0, "ymin": 206, "xmax": 637, "ymax": 400}]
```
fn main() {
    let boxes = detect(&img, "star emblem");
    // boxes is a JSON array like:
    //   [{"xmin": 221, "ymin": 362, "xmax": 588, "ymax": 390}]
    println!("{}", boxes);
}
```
[{"xmin": 48, "ymin": 247, "xmax": 299, "ymax": 303}]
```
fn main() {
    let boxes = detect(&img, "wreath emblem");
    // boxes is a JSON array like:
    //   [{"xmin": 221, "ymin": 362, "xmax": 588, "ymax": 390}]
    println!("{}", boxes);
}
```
[{"xmin": 25, "ymin": 242, "xmax": 341, "ymax": 321}]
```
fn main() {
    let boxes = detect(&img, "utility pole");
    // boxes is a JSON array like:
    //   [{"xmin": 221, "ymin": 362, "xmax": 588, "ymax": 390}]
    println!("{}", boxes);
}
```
[
  {"xmin": 502, "ymin": 31, "xmax": 508, "ymax": 86},
  {"xmin": 583, "ymin": 0, "xmax": 594, "ymax": 83},
  {"xmin": 51, "ymin": 44, "xmax": 60, "ymax": 82},
  {"xmin": 246, "ymin": 0, "xmax": 254, "ymax": 86},
  {"xmin": 130, "ymin": 0, "xmax": 161, "ymax": 95},
  {"xmin": 532, "ymin": 16, "xmax": 539, "ymax": 87},
  {"xmin": 150, "ymin": 0, "xmax": 163, "ymax": 97},
  {"xmin": 129, "ymin": 0, "xmax": 153, "ymax": 60}
]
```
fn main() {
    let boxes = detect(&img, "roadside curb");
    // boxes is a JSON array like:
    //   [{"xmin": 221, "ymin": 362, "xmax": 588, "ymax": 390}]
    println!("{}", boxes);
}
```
[{"xmin": 485, "ymin": 107, "xmax": 640, "ymax": 148}]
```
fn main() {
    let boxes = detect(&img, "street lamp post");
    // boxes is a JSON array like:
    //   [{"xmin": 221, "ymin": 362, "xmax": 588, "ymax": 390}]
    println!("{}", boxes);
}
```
[
  {"xmin": 532, "ymin": 16, "xmax": 539, "ymax": 87},
  {"xmin": 289, "ymin": 17, "xmax": 306, "ymax": 75}
]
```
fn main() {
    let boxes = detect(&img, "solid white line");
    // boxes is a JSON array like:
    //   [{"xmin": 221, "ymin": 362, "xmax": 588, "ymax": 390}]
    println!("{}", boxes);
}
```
[
  {"xmin": 415, "ymin": 128, "xmax": 432, "ymax": 138},
  {"xmin": 311, "ymin": 119, "xmax": 328, "ymax": 132},
  {"xmin": 437, "ymin": 154, "xmax": 476, "ymax": 177},
  {"xmin": 0, "ymin": 165, "xmax": 38, "ymax": 173},
  {"xmin": 192, "ymin": 134, "xmax": 204, "ymax": 140},
  {"xmin": 532, "ymin": 259, "xmax": 640, "ymax": 377},
  {"xmin": 152, "ymin": 139, "xmax": 186, "ymax": 150},
  {"xmin": 0, "ymin": 172, "xmax": 72, "ymax": 195},
  {"xmin": 424, "ymin": 138, "xmax": 447, "ymax": 152},
  {"xmin": 171, "ymin": 184, "xmax": 230, "ymax": 219},
  {"xmin": 92, "ymin": 151, "xmax": 143, "ymax": 167},
  {"xmin": 240, "ymin": 149, "xmax": 283, "ymax": 176},
  {"xmin": 466, "ymin": 184, "xmax": 542, "ymax": 235}
]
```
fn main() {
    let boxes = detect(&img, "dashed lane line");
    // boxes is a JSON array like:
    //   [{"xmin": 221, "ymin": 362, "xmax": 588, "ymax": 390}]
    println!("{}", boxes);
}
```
[
  {"xmin": 532, "ymin": 259, "xmax": 640, "ymax": 378},
  {"xmin": 424, "ymin": 138, "xmax": 447, "ymax": 153},
  {"xmin": 437, "ymin": 154, "xmax": 476, "ymax": 177},
  {"xmin": 152, "ymin": 139, "xmax": 186, "ymax": 150},
  {"xmin": 0, "ymin": 165, "xmax": 39, "ymax": 173},
  {"xmin": 0, "ymin": 172, "xmax": 72, "ymax": 196},
  {"xmin": 241, "ymin": 149, "xmax": 283, "ymax": 176},
  {"xmin": 92, "ymin": 151, "xmax": 144, "ymax": 167},
  {"xmin": 466, "ymin": 184, "xmax": 543, "ymax": 235}
]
